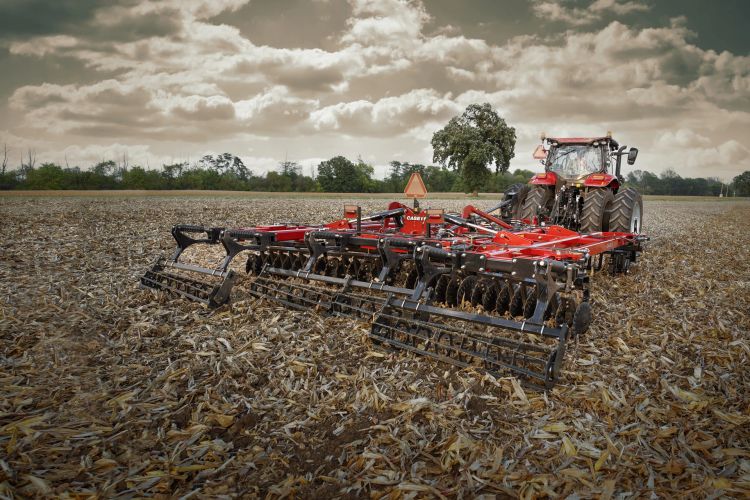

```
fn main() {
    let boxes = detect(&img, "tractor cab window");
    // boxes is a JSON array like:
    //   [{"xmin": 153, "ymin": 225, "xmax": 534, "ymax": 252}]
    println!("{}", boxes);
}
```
[{"xmin": 547, "ymin": 145, "xmax": 603, "ymax": 178}]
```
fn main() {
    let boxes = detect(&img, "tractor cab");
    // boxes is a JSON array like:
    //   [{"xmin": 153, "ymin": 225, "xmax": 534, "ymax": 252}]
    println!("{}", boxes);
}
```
[{"xmin": 530, "ymin": 135, "xmax": 633, "ymax": 189}]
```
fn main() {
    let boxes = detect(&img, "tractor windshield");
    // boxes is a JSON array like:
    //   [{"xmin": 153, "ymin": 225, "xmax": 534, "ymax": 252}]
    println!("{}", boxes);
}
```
[{"xmin": 547, "ymin": 145, "xmax": 603, "ymax": 178}]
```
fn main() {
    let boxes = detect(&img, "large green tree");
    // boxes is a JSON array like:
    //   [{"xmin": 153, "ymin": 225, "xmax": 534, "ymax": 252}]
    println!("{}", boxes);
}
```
[
  {"xmin": 317, "ymin": 156, "xmax": 377, "ymax": 192},
  {"xmin": 431, "ymin": 103, "xmax": 516, "ymax": 193}
]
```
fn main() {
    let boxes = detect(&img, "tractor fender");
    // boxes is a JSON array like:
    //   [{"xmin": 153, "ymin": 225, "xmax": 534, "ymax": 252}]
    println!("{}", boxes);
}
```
[
  {"xmin": 530, "ymin": 172, "xmax": 557, "ymax": 185},
  {"xmin": 583, "ymin": 173, "xmax": 619, "ymax": 189}
]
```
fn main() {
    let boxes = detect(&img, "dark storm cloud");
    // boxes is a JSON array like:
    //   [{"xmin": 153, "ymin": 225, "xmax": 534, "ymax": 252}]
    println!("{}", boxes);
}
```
[
  {"xmin": 0, "ymin": 0, "xmax": 181, "ymax": 44},
  {"xmin": 0, "ymin": 0, "xmax": 104, "ymax": 39}
]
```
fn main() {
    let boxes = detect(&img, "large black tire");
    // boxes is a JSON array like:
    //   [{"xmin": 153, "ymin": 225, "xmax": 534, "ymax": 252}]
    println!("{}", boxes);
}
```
[
  {"xmin": 502, "ymin": 183, "xmax": 529, "ymax": 219},
  {"xmin": 519, "ymin": 185, "xmax": 551, "ymax": 222},
  {"xmin": 608, "ymin": 187, "xmax": 644, "ymax": 233},
  {"xmin": 580, "ymin": 188, "xmax": 615, "ymax": 233}
]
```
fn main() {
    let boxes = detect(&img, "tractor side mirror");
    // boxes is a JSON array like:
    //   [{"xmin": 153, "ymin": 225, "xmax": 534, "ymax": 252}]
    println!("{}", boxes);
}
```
[
  {"xmin": 627, "ymin": 148, "xmax": 638, "ymax": 165},
  {"xmin": 532, "ymin": 145, "xmax": 547, "ymax": 160}
]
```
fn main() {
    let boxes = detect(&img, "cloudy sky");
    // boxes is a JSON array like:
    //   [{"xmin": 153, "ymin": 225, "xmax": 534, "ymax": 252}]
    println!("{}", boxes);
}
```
[{"xmin": 1, "ymin": 0, "xmax": 748, "ymax": 180}]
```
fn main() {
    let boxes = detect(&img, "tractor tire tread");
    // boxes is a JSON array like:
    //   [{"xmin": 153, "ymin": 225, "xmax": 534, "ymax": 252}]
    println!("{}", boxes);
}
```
[
  {"xmin": 580, "ymin": 188, "xmax": 615, "ymax": 233},
  {"xmin": 519, "ymin": 185, "xmax": 548, "ymax": 222},
  {"xmin": 608, "ymin": 187, "xmax": 643, "ymax": 233}
]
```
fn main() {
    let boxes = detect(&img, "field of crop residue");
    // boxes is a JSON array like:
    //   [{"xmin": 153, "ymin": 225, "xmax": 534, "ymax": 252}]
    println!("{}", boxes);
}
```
[{"xmin": 1, "ymin": 195, "xmax": 748, "ymax": 498}]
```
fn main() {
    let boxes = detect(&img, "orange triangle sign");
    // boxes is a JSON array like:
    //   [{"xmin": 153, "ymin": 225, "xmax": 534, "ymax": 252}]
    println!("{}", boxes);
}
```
[{"xmin": 404, "ymin": 172, "xmax": 427, "ymax": 198}]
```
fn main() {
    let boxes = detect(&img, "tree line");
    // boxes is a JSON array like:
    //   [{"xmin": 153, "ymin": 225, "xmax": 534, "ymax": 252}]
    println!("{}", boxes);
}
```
[
  {"xmin": 1, "ymin": 152, "xmax": 745, "ymax": 196},
  {"xmin": 0, "ymin": 151, "xmax": 534, "ymax": 193},
  {"xmin": 625, "ymin": 169, "xmax": 748, "ymax": 196}
]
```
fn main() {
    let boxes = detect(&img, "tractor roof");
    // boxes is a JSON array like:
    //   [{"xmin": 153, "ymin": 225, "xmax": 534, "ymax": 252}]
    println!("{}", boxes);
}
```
[
  {"xmin": 547, "ymin": 136, "xmax": 620, "ymax": 149},
  {"xmin": 548, "ymin": 136, "xmax": 609, "ymax": 144}
]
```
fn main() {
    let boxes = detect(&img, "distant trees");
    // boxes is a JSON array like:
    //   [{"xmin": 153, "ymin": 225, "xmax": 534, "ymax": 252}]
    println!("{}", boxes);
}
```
[
  {"xmin": 0, "ymin": 147, "xmax": 744, "ymax": 196},
  {"xmin": 199, "ymin": 153, "xmax": 250, "ymax": 181},
  {"xmin": 432, "ymin": 103, "xmax": 516, "ymax": 193},
  {"xmin": 733, "ymin": 171, "xmax": 750, "ymax": 196},
  {"xmin": 317, "ymin": 156, "xmax": 378, "ymax": 192},
  {"xmin": 625, "ymin": 169, "xmax": 728, "ymax": 196}
]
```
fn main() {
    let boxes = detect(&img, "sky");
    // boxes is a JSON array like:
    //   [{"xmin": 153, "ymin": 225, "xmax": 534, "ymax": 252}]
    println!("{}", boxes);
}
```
[{"xmin": 1, "ymin": 0, "xmax": 748, "ymax": 180}]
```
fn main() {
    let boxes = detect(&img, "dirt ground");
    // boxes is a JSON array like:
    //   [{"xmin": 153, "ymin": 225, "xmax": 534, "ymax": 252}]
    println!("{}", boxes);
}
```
[{"xmin": 1, "ymin": 196, "xmax": 748, "ymax": 498}]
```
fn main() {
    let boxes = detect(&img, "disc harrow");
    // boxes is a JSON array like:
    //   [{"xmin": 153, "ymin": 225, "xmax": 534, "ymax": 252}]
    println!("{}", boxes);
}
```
[{"xmin": 140, "ymin": 202, "xmax": 646, "ymax": 388}]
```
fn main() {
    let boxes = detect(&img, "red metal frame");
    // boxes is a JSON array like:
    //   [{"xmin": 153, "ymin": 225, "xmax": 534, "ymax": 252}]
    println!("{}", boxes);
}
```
[{"xmin": 229, "ymin": 204, "xmax": 639, "ymax": 266}]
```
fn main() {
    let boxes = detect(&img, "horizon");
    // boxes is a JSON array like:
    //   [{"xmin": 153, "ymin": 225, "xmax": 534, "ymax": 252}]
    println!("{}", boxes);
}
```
[{"xmin": 1, "ymin": 0, "xmax": 748, "ymax": 182}]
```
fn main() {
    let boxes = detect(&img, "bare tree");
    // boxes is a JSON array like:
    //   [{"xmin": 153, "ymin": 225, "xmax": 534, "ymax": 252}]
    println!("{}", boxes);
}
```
[
  {"xmin": 119, "ymin": 151, "xmax": 129, "ymax": 170},
  {"xmin": 25, "ymin": 148, "xmax": 36, "ymax": 169},
  {"xmin": 1, "ymin": 143, "xmax": 7, "ymax": 175}
]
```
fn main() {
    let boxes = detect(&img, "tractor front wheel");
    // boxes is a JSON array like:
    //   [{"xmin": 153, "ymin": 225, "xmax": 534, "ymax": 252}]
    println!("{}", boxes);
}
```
[
  {"xmin": 580, "ymin": 188, "xmax": 614, "ymax": 233},
  {"xmin": 608, "ymin": 187, "xmax": 643, "ymax": 233}
]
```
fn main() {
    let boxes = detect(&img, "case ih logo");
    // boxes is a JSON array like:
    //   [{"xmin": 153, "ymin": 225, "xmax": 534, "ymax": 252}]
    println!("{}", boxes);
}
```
[{"xmin": 406, "ymin": 215, "xmax": 427, "ymax": 222}]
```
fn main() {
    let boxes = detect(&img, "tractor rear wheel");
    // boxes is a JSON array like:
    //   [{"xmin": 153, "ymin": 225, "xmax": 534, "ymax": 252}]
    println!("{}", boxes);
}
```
[
  {"xmin": 519, "ymin": 185, "xmax": 551, "ymax": 222},
  {"xmin": 608, "ymin": 187, "xmax": 643, "ymax": 233},
  {"xmin": 580, "ymin": 188, "xmax": 614, "ymax": 233}
]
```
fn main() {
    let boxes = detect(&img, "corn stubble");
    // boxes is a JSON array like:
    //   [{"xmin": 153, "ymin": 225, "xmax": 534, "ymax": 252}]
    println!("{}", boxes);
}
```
[{"xmin": 0, "ymin": 196, "xmax": 748, "ymax": 498}]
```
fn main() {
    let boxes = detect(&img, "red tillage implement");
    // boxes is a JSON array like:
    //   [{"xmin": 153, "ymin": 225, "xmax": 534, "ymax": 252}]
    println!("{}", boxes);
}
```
[{"xmin": 141, "ymin": 202, "xmax": 645, "ymax": 388}]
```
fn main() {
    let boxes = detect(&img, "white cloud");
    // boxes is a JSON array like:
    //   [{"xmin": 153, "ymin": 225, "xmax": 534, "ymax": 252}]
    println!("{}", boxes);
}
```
[
  {"xmin": 656, "ymin": 129, "xmax": 711, "ymax": 148},
  {"xmin": 309, "ymin": 89, "xmax": 460, "ymax": 135},
  {"xmin": 9, "ymin": 35, "xmax": 78, "ymax": 56},
  {"xmin": 343, "ymin": 0, "xmax": 429, "ymax": 47}
]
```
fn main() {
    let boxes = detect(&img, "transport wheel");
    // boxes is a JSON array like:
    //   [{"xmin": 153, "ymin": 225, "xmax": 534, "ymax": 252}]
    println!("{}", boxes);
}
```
[
  {"xmin": 571, "ymin": 302, "xmax": 592, "ymax": 337},
  {"xmin": 555, "ymin": 297, "xmax": 576, "ymax": 327},
  {"xmin": 580, "ymin": 188, "xmax": 615, "ymax": 233},
  {"xmin": 608, "ymin": 187, "xmax": 643, "ymax": 233},
  {"xmin": 457, "ymin": 275, "xmax": 478, "ymax": 305}
]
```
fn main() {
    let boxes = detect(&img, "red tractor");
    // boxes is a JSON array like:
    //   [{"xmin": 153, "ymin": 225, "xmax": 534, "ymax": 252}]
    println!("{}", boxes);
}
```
[{"xmin": 506, "ymin": 133, "xmax": 643, "ymax": 233}]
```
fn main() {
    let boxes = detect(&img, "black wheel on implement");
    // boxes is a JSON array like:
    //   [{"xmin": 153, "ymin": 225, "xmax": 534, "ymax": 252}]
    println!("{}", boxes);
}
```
[
  {"xmin": 608, "ymin": 187, "xmax": 644, "ymax": 233},
  {"xmin": 580, "ymin": 188, "xmax": 615, "ymax": 233},
  {"xmin": 519, "ymin": 185, "xmax": 552, "ymax": 222},
  {"xmin": 571, "ymin": 301, "xmax": 592, "ymax": 338}
]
